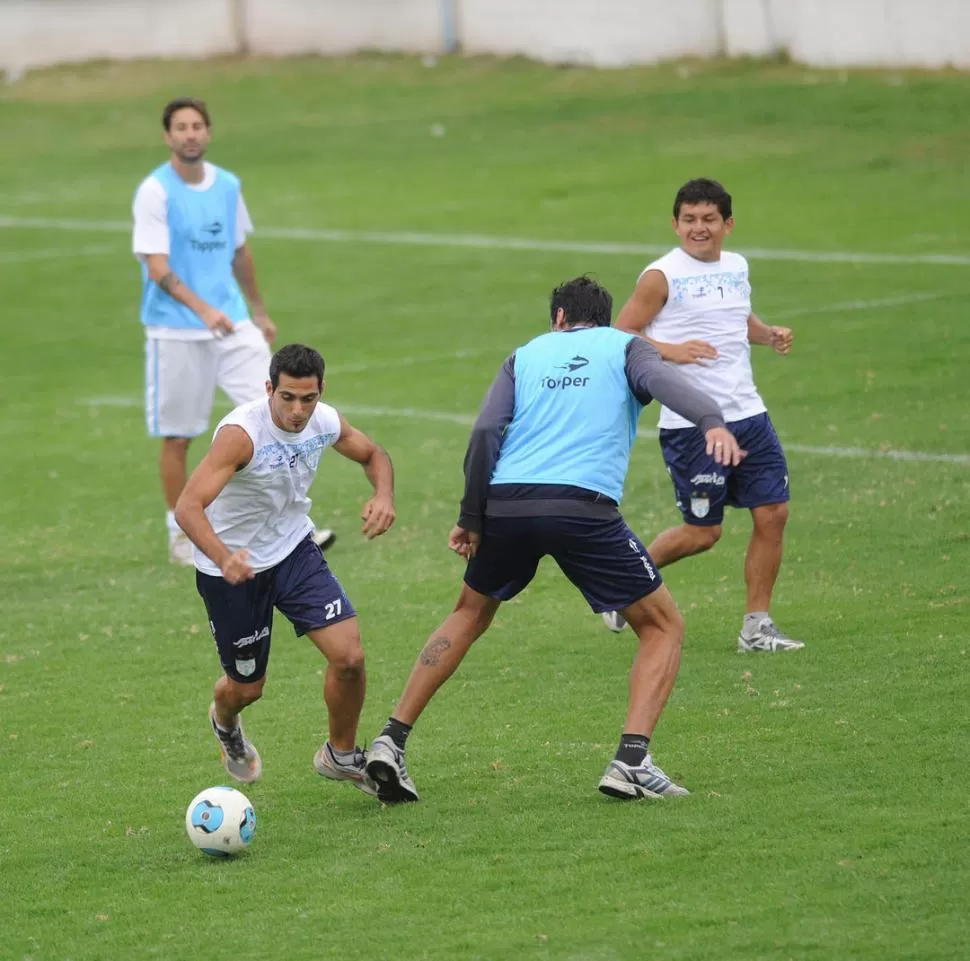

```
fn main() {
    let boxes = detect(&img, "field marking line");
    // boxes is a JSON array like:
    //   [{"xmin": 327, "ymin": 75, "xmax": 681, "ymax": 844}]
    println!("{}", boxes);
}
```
[
  {"xmin": 0, "ymin": 243, "xmax": 119, "ymax": 265},
  {"xmin": 771, "ymin": 291, "xmax": 948, "ymax": 319},
  {"xmin": 80, "ymin": 395, "xmax": 970, "ymax": 466},
  {"xmin": 3, "ymin": 216, "xmax": 970, "ymax": 266}
]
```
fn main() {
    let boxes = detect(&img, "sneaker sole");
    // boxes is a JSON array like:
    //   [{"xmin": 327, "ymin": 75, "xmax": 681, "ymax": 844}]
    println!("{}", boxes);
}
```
[
  {"xmin": 366, "ymin": 760, "xmax": 419, "ymax": 804},
  {"xmin": 216, "ymin": 743, "xmax": 262, "ymax": 783},
  {"xmin": 737, "ymin": 639, "xmax": 806, "ymax": 653},
  {"xmin": 597, "ymin": 775, "xmax": 664, "ymax": 800},
  {"xmin": 314, "ymin": 756, "xmax": 378, "ymax": 797}
]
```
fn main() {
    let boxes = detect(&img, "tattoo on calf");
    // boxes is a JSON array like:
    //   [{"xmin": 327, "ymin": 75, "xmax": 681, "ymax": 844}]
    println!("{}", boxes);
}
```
[
  {"xmin": 159, "ymin": 271, "xmax": 181, "ymax": 295},
  {"xmin": 419, "ymin": 635, "xmax": 451, "ymax": 667}
]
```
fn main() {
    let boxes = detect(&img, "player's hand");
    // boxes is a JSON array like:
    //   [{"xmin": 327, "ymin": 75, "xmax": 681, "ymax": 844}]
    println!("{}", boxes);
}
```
[
  {"xmin": 221, "ymin": 549, "xmax": 255, "ymax": 585},
  {"xmin": 769, "ymin": 326, "xmax": 793, "ymax": 355},
  {"xmin": 704, "ymin": 427, "xmax": 745, "ymax": 466},
  {"xmin": 448, "ymin": 526, "xmax": 481, "ymax": 560},
  {"xmin": 200, "ymin": 305, "xmax": 235, "ymax": 338},
  {"xmin": 664, "ymin": 340, "xmax": 719, "ymax": 365},
  {"xmin": 361, "ymin": 495, "xmax": 395, "ymax": 539},
  {"xmin": 253, "ymin": 312, "xmax": 277, "ymax": 345}
]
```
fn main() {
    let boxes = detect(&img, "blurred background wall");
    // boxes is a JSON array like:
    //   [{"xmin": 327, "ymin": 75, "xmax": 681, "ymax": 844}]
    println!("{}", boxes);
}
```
[{"xmin": 1, "ymin": 0, "xmax": 968, "ymax": 74}]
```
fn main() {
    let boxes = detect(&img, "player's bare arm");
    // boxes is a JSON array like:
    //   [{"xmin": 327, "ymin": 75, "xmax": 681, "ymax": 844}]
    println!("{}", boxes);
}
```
[
  {"xmin": 617, "ymin": 269, "xmax": 718, "ymax": 365},
  {"xmin": 174, "ymin": 425, "xmax": 255, "ymax": 581},
  {"xmin": 332, "ymin": 413, "xmax": 396, "ymax": 539},
  {"xmin": 747, "ymin": 312, "xmax": 792, "ymax": 354},
  {"xmin": 145, "ymin": 252, "xmax": 234, "ymax": 335},
  {"xmin": 232, "ymin": 244, "xmax": 276, "ymax": 344},
  {"xmin": 626, "ymin": 339, "xmax": 745, "ymax": 466}
]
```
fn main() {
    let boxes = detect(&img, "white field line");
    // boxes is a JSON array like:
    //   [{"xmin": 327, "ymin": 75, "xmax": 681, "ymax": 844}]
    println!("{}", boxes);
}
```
[
  {"xmin": 771, "ymin": 291, "xmax": 947, "ymax": 319},
  {"xmin": 81, "ymin": 395, "xmax": 970, "ymax": 466},
  {"xmin": 3, "ymin": 215, "xmax": 970, "ymax": 266},
  {"xmin": 0, "ymin": 243, "xmax": 118, "ymax": 265}
]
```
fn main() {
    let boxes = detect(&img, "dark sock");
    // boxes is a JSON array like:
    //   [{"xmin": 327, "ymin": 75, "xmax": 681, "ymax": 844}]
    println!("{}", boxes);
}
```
[
  {"xmin": 381, "ymin": 716, "xmax": 412, "ymax": 751},
  {"xmin": 615, "ymin": 733, "xmax": 650, "ymax": 766}
]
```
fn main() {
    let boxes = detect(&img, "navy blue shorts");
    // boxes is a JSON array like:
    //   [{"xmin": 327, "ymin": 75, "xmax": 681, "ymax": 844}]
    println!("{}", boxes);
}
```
[
  {"xmin": 196, "ymin": 535, "xmax": 356, "ymax": 683},
  {"xmin": 464, "ymin": 514, "xmax": 663, "ymax": 614},
  {"xmin": 659, "ymin": 412, "xmax": 790, "ymax": 527}
]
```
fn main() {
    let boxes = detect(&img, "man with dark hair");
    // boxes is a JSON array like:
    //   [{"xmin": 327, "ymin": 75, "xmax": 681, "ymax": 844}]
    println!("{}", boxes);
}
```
[
  {"xmin": 601, "ymin": 179, "xmax": 804, "ymax": 653},
  {"xmin": 364, "ymin": 277, "xmax": 743, "ymax": 804},
  {"xmin": 174, "ymin": 344, "xmax": 395, "ymax": 792},
  {"xmin": 133, "ymin": 97, "xmax": 335, "ymax": 565}
]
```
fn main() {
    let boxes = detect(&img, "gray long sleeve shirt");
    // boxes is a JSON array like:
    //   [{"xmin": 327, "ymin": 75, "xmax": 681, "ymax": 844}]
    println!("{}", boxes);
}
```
[{"xmin": 457, "ymin": 337, "xmax": 725, "ymax": 532}]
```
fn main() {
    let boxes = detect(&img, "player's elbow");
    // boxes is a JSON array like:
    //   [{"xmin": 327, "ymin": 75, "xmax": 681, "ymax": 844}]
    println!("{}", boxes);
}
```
[
  {"xmin": 145, "ymin": 254, "xmax": 169, "ymax": 280},
  {"xmin": 173, "ymin": 495, "xmax": 200, "ymax": 533}
]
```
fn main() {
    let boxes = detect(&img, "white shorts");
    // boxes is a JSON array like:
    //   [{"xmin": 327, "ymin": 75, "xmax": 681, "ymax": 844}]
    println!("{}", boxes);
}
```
[{"xmin": 144, "ymin": 322, "xmax": 272, "ymax": 438}]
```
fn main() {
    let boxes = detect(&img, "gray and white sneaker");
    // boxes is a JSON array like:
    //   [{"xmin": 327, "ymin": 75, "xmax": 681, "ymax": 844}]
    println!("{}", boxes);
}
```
[
  {"xmin": 208, "ymin": 703, "xmax": 262, "ymax": 783},
  {"xmin": 313, "ymin": 742, "xmax": 377, "ymax": 797},
  {"xmin": 365, "ymin": 735, "xmax": 419, "ymax": 804},
  {"xmin": 738, "ymin": 618, "xmax": 805, "ymax": 652},
  {"xmin": 602, "ymin": 611, "xmax": 627, "ymax": 633},
  {"xmin": 312, "ymin": 528, "xmax": 337, "ymax": 553},
  {"xmin": 598, "ymin": 754, "xmax": 690, "ymax": 799}
]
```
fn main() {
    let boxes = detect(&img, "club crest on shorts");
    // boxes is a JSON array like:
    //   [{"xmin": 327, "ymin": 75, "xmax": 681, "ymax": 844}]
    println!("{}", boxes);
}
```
[
  {"xmin": 235, "ymin": 658, "xmax": 256, "ymax": 677},
  {"xmin": 690, "ymin": 492, "xmax": 710, "ymax": 519}
]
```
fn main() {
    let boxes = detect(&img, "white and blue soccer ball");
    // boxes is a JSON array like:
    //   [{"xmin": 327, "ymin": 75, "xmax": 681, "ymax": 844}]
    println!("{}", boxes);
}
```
[{"xmin": 185, "ymin": 786, "xmax": 256, "ymax": 858}]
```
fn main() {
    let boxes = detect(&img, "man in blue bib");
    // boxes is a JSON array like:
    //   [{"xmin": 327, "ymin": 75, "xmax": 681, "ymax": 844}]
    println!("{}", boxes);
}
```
[
  {"xmin": 365, "ymin": 276, "xmax": 743, "ymax": 804},
  {"xmin": 132, "ymin": 97, "xmax": 334, "ymax": 565}
]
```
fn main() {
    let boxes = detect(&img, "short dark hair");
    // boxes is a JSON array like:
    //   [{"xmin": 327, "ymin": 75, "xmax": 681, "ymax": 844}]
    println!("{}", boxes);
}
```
[
  {"xmin": 673, "ymin": 178, "xmax": 733, "ymax": 220},
  {"xmin": 162, "ymin": 97, "xmax": 211, "ymax": 131},
  {"xmin": 270, "ymin": 344, "xmax": 325, "ymax": 390},
  {"xmin": 549, "ymin": 276, "xmax": 613, "ymax": 329}
]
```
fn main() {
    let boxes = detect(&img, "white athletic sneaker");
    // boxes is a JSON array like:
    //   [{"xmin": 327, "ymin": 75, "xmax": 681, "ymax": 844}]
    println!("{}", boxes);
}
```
[
  {"xmin": 312, "ymin": 529, "xmax": 337, "ymax": 552},
  {"xmin": 598, "ymin": 754, "xmax": 690, "ymax": 799},
  {"xmin": 209, "ymin": 703, "xmax": 262, "ymax": 783},
  {"xmin": 602, "ymin": 611, "xmax": 627, "ymax": 633},
  {"xmin": 313, "ymin": 742, "xmax": 377, "ymax": 797},
  {"xmin": 365, "ymin": 735, "xmax": 419, "ymax": 804},
  {"xmin": 169, "ymin": 531, "xmax": 194, "ymax": 567},
  {"xmin": 738, "ymin": 618, "xmax": 805, "ymax": 652}
]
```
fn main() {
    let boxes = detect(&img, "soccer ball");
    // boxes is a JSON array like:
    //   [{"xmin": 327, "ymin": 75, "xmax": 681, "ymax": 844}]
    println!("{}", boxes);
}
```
[{"xmin": 185, "ymin": 786, "xmax": 256, "ymax": 858}]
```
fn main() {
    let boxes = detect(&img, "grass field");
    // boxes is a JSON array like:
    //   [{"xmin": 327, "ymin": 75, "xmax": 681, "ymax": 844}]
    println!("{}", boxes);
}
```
[{"xmin": 1, "ymin": 54, "xmax": 969, "ymax": 961}]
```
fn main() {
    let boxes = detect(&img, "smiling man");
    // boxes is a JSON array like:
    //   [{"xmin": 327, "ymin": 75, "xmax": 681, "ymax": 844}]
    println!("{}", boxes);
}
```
[
  {"xmin": 133, "ymin": 97, "xmax": 335, "ymax": 565},
  {"xmin": 600, "ymin": 179, "xmax": 804, "ymax": 653},
  {"xmin": 174, "ymin": 344, "xmax": 395, "ymax": 792}
]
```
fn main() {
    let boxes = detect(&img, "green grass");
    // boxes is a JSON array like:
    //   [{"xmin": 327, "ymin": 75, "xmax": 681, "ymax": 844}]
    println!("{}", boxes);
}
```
[{"xmin": 1, "ymin": 55, "xmax": 969, "ymax": 961}]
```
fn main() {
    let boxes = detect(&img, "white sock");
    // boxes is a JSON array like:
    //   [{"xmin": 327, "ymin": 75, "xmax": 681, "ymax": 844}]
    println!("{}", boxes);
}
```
[{"xmin": 743, "ymin": 612, "xmax": 770, "ymax": 637}]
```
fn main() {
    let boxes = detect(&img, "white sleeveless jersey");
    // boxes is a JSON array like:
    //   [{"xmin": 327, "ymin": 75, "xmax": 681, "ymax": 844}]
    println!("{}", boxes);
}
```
[
  {"xmin": 644, "ymin": 247, "xmax": 766, "ymax": 429},
  {"xmin": 194, "ymin": 398, "xmax": 342, "ymax": 575}
]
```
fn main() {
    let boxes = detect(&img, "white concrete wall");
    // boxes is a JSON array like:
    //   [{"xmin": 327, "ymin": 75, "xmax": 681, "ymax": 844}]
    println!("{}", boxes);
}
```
[
  {"xmin": 1, "ymin": 0, "xmax": 968, "ymax": 74},
  {"xmin": 243, "ymin": 0, "xmax": 444, "ymax": 57},
  {"xmin": 458, "ymin": 0, "xmax": 722, "ymax": 68},
  {"xmin": 0, "ymin": 0, "xmax": 236, "ymax": 74},
  {"xmin": 786, "ymin": 0, "xmax": 970, "ymax": 69}
]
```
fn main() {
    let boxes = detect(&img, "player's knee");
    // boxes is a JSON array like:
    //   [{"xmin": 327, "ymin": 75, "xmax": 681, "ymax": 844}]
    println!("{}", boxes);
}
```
[
  {"xmin": 331, "ymin": 640, "xmax": 366, "ymax": 680},
  {"xmin": 628, "ymin": 588, "xmax": 684, "ymax": 645},
  {"xmin": 453, "ymin": 588, "xmax": 498, "ymax": 636},
  {"xmin": 757, "ymin": 502, "xmax": 789, "ymax": 529},
  {"xmin": 230, "ymin": 677, "xmax": 265, "ymax": 705},
  {"xmin": 653, "ymin": 603, "xmax": 685, "ymax": 646},
  {"xmin": 688, "ymin": 524, "xmax": 722, "ymax": 552},
  {"xmin": 455, "ymin": 602, "xmax": 495, "ymax": 636}
]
